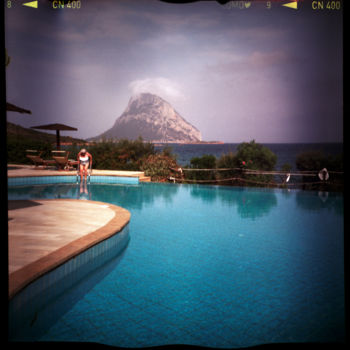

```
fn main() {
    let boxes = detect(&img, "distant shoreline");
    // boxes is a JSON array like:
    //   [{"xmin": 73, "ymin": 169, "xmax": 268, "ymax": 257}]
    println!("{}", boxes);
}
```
[
  {"xmin": 62, "ymin": 140, "xmax": 343, "ymax": 146},
  {"xmin": 152, "ymin": 141, "xmax": 343, "ymax": 146},
  {"xmin": 152, "ymin": 141, "xmax": 225, "ymax": 146}
]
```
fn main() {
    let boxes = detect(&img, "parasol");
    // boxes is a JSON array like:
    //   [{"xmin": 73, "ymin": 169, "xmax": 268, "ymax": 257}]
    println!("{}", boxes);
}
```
[
  {"xmin": 31, "ymin": 123, "xmax": 78, "ymax": 150},
  {"xmin": 6, "ymin": 102, "xmax": 32, "ymax": 114}
]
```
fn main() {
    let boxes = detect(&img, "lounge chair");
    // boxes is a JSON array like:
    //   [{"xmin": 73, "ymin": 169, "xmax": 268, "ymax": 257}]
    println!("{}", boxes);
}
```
[
  {"xmin": 26, "ymin": 150, "xmax": 56, "ymax": 169},
  {"xmin": 52, "ymin": 150, "xmax": 79, "ymax": 170}
]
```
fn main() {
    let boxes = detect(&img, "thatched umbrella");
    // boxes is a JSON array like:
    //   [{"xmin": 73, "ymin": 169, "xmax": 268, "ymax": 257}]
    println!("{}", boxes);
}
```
[
  {"xmin": 6, "ymin": 102, "xmax": 32, "ymax": 114},
  {"xmin": 31, "ymin": 123, "xmax": 78, "ymax": 150}
]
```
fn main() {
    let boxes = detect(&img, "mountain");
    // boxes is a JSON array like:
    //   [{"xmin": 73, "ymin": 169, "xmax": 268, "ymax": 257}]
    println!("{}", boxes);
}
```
[{"xmin": 91, "ymin": 93, "xmax": 202, "ymax": 142}]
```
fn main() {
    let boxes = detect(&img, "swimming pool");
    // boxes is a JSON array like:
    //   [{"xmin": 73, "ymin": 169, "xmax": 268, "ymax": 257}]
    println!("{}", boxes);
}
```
[{"xmin": 8, "ymin": 182, "xmax": 345, "ymax": 347}]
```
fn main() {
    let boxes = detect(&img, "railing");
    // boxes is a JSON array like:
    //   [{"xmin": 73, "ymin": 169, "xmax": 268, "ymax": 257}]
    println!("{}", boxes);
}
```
[{"xmin": 168, "ymin": 167, "xmax": 343, "ymax": 188}]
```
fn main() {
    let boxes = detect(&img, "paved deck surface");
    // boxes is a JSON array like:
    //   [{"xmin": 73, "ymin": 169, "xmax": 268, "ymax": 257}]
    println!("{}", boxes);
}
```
[
  {"xmin": 8, "ymin": 199, "xmax": 130, "ymax": 299},
  {"xmin": 7, "ymin": 164, "xmax": 151, "ymax": 182}
]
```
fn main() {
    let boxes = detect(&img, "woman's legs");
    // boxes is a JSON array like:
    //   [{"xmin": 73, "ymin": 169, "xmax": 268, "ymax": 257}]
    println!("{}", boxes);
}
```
[{"xmin": 79, "ymin": 164, "xmax": 88, "ymax": 182}]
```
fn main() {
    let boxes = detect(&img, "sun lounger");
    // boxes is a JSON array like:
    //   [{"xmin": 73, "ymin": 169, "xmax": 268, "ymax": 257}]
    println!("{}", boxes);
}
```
[
  {"xmin": 26, "ymin": 150, "xmax": 56, "ymax": 169},
  {"xmin": 52, "ymin": 150, "xmax": 79, "ymax": 170}
]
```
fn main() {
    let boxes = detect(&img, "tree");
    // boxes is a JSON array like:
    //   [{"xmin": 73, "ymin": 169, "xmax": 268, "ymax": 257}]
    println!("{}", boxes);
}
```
[
  {"xmin": 190, "ymin": 154, "xmax": 216, "ymax": 169},
  {"xmin": 235, "ymin": 140, "xmax": 277, "ymax": 171},
  {"xmin": 216, "ymin": 152, "xmax": 237, "ymax": 184},
  {"xmin": 233, "ymin": 140, "xmax": 277, "ymax": 186},
  {"xmin": 183, "ymin": 141, "xmax": 278, "ymax": 186},
  {"xmin": 186, "ymin": 154, "xmax": 217, "ymax": 182}
]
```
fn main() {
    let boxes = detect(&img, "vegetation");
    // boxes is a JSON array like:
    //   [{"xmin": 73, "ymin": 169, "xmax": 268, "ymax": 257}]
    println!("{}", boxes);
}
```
[
  {"xmin": 74, "ymin": 138, "xmax": 155, "ymax": 171},
  {"xmin": 7, "ymin": 124, "xmax": 343, "ymax": 191},
  {"xmin": 190, "ymin": 154, "xmax": 216, "ymax": 169},
  {"xmin": 7, "ymin": 121, "xmax": 85, "ymax": 165},
  {"xmin": 140, "ymin": 152, "xmax": 179, "ymax": 182},
  {"xmin": 226, "ymin": 140, "xmax": 277, "ymax": 186},
  {"xmin": 216, "ymin": 152, "xmax": 236, "ymax": 183},
  {"xmin": 183, "ymin": 140, "xmax": 278, "ymax": 187},
  {"xmin": 7, "ymin": 139, "xmax": 53, "ymax": 165},
  {"xmin": 184, "ymin": 154, "xmax": 217, "ymax": 181},
  {"xmin": 296, "ymin": 150, "xmax": 343, "ymax": 172},
  {"xmin": 296, "ymin": 150, "xmax": 343, "ymax": 191},
  {"xmin": 281, "ymin": 163, "xmax": 292, "ymax": 172}
]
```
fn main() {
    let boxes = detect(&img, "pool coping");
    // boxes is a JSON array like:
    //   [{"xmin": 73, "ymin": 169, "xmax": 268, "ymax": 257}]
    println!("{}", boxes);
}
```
[
  {"xmin": 7, "ymin": 164, "xmax": 151, "ymax": 182},
  {"xmin": 8, "ymin": 198, "xmax": 131, "ymax": 300}
]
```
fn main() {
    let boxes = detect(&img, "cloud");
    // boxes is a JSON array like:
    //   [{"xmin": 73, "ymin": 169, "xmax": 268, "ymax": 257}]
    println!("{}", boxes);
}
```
[
  {"xmin": 204, "ymin": 48, "xmax": 291, "ymax": 80},
  {"xmin": 141, "ymin": 33, "xmax": 190, "ymax": 49},
  {"xmin": 128, "ymin": 77, "xmax": 186, "ymax": 102},
  {"xmin": 248, "ymin": 50, "xmax": 290, "ymax": 67}
]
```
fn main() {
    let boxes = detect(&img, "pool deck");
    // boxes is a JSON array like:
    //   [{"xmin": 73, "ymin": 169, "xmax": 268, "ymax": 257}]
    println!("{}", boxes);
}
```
[
  {"xmin": 7, "ymin": 164, "xmax": 151, "ymax": 182},
  {"xmin": 7, "ymin": 164, "xmax": 144, "ymax": 299},
  {"xmin": 8, "ymin": 198, "xmax": 131, "ymax": 300}
]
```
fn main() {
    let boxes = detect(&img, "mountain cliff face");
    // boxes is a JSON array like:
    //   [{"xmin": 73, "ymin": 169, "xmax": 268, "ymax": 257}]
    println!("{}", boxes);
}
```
[{"xmin": 93, "ymin": 93, "xmax": 201, "ymax": 142}]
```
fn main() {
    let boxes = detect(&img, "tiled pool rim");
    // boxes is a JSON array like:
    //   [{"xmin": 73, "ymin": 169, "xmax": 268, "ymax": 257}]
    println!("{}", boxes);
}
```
[
  {"xmin": 8, "ymin": 199, "xmax": 131, "ymax": 299},
  {"xmin": 8, "ymin": 174, "xmax": 139, "ymax": 186}
]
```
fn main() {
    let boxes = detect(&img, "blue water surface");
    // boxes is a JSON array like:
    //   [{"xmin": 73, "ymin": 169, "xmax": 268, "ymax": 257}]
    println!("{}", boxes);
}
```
[{"xmin": 8, "ymin": 182, "xmax": 344, "ymax": 347}]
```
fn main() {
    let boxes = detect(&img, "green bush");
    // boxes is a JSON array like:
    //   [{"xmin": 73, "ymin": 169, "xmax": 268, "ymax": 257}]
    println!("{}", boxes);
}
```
[
  {"xmin": 185, "ymin": 154, "xmax": 217, "ymax": 182},
  {"xmin": 281, "ymin": 163, "xmax": 292, "ymax": 172},
  {"xmin": 190, "ymin": 154, "xmax": 216, "ymax": 169},
  {"xmin": 235, "ymin": 140, "xmax": 277, "ymax": 170},
  {"xmin": 228, "ymin": 140, "xmax": 277, "ymax": 186},
  {"xmin": 140, "ymin": 153, "xmax": 179, "ymax": 182},
  {"xmin": 236, "ymin": 140, "xmax": 277, "ymax": 186},
  {"xmin": 161, "ymin": 145, "xmax": 177, "ymax": 161},
  {"xmin": 296, "ymin": 151, "xmax": 327, "ymax": 172},
  {"xmin": 296, "ymin": 150, "xmax": 343, "ymax": 191},
  {"xmin": 296, "ymin": 151, "xmax": 343, "ymax": 172},
  {"xmin": 182, "ymin": 141, "xmax": 278, "ymax": 186},
  {"xmin": 87, "ymin": 138, "xmax": 155, "ymax": 170},
  {"xmin": 7, "ymin": 139, "xmax": 53, "ymax": 165},
  {"xmin": 216, "ymin": 152, "xmax": 237, "ymax": 184}
]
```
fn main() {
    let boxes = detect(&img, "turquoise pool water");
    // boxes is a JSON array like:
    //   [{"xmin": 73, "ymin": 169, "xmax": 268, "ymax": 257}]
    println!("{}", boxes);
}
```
[{"xmin": 8, "ymin": 182, "xmax": 344, "ymax": 347}]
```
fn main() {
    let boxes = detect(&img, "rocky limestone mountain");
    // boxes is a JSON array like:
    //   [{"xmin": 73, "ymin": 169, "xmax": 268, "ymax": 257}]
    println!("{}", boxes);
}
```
[{"xmin": 92, "ymin": 93, "xmax": 201, "ymax": 142}]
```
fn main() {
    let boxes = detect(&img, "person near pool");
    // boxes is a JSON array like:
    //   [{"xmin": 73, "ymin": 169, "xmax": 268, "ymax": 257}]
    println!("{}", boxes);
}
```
[{"xmin": 77, "ymin": 148, "xmax": 92, "ymax": 183}]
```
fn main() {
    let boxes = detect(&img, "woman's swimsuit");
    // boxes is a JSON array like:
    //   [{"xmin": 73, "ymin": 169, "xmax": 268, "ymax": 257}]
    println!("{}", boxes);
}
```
[{"xmin": 79, "ymin": 155, "xmax": 89, "ymax": 166}]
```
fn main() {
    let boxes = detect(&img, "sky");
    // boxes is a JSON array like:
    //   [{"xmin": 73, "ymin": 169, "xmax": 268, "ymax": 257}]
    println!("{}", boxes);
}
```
[{"xmin": 5, "ymin": 0, "xmax": 343, "ymax": 143}]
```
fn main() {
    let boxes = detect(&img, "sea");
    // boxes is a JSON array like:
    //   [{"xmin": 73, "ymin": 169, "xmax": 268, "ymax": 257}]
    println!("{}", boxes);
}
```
[{"xmin": 155, "ymin": 143, "xmax": 343, "ymax": 170}]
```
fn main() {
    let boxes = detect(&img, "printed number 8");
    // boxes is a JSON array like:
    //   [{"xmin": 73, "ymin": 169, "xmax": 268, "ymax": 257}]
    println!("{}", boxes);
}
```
[
  {"xmin": 7, "ymin": 1, "xmax": 12, "ymax": 8},
  {"xmin": 267, "ymin": 1, "xmax": 271, "ymax": 9}
]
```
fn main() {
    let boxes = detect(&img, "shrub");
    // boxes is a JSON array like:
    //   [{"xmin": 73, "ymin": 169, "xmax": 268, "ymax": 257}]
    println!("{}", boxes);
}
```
[
  {"xmin": 296, "ymin": 151, "xmax": 327, "ymax": 172},
  {"xmin": 190, "ymin": 154, "xmax": 216, "ymax": 169},
  {"xmin": 182, "ymin": 141, "xmax": 278, "ymax": 186},
  {"xmin": 140, "ymin": 153, "xmax": 179, "ymax": 182},
  {"xmin": 65, "ymin": 142, "xmax": 80, "ymax": 161},
  {"xmin": 161, "ymin": 145, "xmax": 177, "ymax": 161},
  {"xmin": 296, "ymin": 150, "xmax": 343, "ymax": 191},
  {"xmin": 87, "ymin": 138, "xmax": 155, "ymax": 170},
  {"xmin": 281, "ymin": 163, "xmax": 292, "ymax": 172},
  {"xmin": 235, "ymin": 140, "xmax": 277, "ymax": 171},
  {"xmin": 216, "ymin": 152, "xmax": 237, "ymax": 184},
  {"xmin": 185, "ymin": 154, "xmax": 217, "ymax": 182},
  {"xmin": 7, "ymin": 139, "xmax": 53, "ymax": 165},
  {"xmin": 218, "ymin": 140, "xmax": 277, "ymax": 186}
]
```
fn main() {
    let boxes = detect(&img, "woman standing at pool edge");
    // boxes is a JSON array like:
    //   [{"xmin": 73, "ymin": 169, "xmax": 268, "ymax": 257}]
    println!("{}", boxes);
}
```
[{"xmin": 77, "ymin": 148, "xmax": 92, "ymax": 182}]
